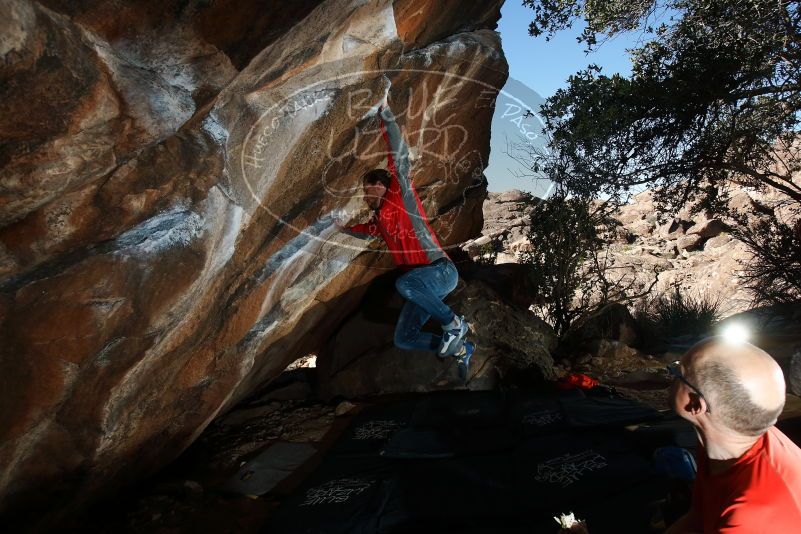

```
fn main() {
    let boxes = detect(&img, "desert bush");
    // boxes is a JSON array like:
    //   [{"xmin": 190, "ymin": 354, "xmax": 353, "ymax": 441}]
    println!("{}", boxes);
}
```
[
  {"xmin": 520, "ymin": 191, "xmax": 655, "ymax": 338},
  {"xmin": 473, "ymin": 237, "xmax": 502, "ymax": 266},
  {"xmin": 634, "ymin": 286, "xmax": 722, "ymax": 347},
  {"xmin": 735, "ymin": 217, "xmax": 801, "ymax": 306}
]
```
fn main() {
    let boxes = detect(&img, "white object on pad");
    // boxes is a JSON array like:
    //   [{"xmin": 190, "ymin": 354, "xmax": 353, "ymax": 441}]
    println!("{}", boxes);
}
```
[{"xmin": 554, "ymin": 512, "xmax": 583, "ymax": 528}]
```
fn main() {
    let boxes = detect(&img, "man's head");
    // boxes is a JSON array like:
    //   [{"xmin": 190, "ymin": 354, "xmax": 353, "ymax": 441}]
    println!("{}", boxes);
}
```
[
  {"xmin": 670, "ymin": 337, "xmax": 786, "ymax": 437},
  {"xmin": 362, "ymin": 169, "xmax": 391, "ymax": 210}
]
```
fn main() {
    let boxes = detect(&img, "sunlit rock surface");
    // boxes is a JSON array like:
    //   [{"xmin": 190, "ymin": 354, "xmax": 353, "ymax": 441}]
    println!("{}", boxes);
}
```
[
  {"xmin": 471, "ymin": 183, "xmax": 800, "ymax": 316},
  {"xmin": 0, "ymin": 0, "xmax": 507, "ymax": 526}
]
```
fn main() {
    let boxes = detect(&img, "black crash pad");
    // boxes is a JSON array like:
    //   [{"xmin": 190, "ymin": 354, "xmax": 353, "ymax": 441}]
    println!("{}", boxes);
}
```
[{"xmin": 223, "ymin": 442, "xmax": 317, "ymax": 497}]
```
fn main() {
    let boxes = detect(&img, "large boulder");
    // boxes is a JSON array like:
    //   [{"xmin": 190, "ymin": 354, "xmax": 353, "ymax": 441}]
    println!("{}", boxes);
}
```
[
  {"xmin": 615, "ymin": 190, "xmax": 655, "ymax": 227},
  {"xmin": 716, "ymin": 303, "xmax": 801, "ymax": 369},
  {"xmin": 564, "ymin": 303, "xmax": 640, "ymax": 349},
  {"xmin": 318, "ymin": 268, "xmax": 557, "ymax": 398},
  {"xmin": 0, "ymin": 0, "xmax": 507, "ymax": 527},
  {"xmin": 789, "ymin": 350, "xmax": 801, "ymax": 397},
  {"xmin": 584, "ymin": 339, "xmax": 643, "ymax": 361},
  {"xmin": 688, "ymin": 218, "xmax": 728, "ymax": 239},
  {"xmin": 660, "ymin": 218, "xmax": 695, "ymax": 237},
  {"xmin": 457, "ymin": 260, "xmax": 546, "ymax": 309},
  {"xmin": 675, "ymin": 233, "xmax": 705, "ymax": 252}
]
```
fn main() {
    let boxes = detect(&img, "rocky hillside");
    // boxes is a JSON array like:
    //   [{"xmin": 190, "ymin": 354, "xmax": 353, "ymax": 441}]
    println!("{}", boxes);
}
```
[
  {"xmin": 466, "ymin": 184, "xmax": 798, "ymax": 316},
  {"xmin": 0, "ymin": 0, "xmax": 507, "ymax": 527}
]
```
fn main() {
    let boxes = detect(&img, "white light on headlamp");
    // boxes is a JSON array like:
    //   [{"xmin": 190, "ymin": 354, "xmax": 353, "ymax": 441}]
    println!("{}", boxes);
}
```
[{"xmin": 722, "ymin": 323, "xmax": 750, "ymax": 344}]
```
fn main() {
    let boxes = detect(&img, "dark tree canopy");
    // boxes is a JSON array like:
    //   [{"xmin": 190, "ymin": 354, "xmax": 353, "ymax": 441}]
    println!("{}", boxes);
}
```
[
  {"xmin": 523, "ymin": 0, "xmax": 801, "ymax": 214},
  {"xmin": 522, "ymin": 0, "xmax": 801, "ymax": 305}
]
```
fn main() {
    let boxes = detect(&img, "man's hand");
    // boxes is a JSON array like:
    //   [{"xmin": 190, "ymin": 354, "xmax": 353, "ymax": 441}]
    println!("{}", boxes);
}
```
[
  {"xmin": 557, "ymin": 521, "xmax": 589, "ymax": 534},
  {"xmin": 555, "ymin": 513, "xmax": 589, "ymax": 534}
]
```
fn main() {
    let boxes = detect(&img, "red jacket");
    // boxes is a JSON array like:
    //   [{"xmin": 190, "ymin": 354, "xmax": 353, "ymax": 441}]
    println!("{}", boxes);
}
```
[{"xmin": 345, "ymin": 104, "xmax": 449, "ymax": 268}]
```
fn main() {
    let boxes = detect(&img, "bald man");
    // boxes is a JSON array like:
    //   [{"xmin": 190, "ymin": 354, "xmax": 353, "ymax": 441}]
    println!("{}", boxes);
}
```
[{"xmin": 666, "ymin": 337, "xmax": 801, "ymax": 533}]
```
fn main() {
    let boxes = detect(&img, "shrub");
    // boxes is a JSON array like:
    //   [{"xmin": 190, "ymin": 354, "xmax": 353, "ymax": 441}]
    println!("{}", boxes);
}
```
[
  {"xmin": 735, "ymin": 217, "xmax": 801, "ymax": 307},
  {"xmin": 634, "ymin": 287, "xmax": 721, "ymax": 348},
  {"xmin": 473, "ymin": 237, "xmax": 502, "ymax": 266},
  {"xmin": 519, "ymin": 191, "xmax": 656, "ymax": 339}
]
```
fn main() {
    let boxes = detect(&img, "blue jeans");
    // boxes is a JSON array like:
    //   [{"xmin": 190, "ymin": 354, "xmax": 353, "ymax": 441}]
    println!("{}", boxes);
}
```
[{"xmin": 393, "ymin": 258, "xmax": 459, "ymax": 352}]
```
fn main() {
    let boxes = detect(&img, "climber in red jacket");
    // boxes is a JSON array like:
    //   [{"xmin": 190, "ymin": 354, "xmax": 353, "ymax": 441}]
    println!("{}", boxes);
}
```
[{"xmin": 334, "ymin": 102, "xmax": 474, "ymax": 380}]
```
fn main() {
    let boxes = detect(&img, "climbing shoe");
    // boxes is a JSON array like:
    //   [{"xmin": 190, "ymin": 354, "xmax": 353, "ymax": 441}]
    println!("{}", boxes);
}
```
[
  {"xmin": 439, "ymin": 315, "xmax": 469, "ymax": 358},
  {"xmin": 455, "ymin": 341, "xmax": 475, "ymax": 382}
]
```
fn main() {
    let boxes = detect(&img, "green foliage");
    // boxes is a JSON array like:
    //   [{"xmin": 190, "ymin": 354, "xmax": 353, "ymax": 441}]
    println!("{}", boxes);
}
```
[
  {"xmin": 522, "ymin": 0, "xmax": 801, "ymax": 301},
  {"xmin": 525, "ymin": 0, "xmax": 654, "ymax": 48},
  {"xmin": 524, "ymin": 0, "xmax": 801, "ymax": 212},
  {"xmin": 634, "ymin": 286, "xmax": 721, "ymax": 346},
  {"xmin": 520, "ymin": 193, "xmax": 599, "ymax": 338},
  {"xmin": 735, "ymin": 216, "xmax": 801, "ymax": 306},
  {"xmin": 519, "ymin": 191, "xmax": 643, "ymax": 338},
  {"xmin": 473, "ymin": 238, "xmax": 501, "ymax": 266}
]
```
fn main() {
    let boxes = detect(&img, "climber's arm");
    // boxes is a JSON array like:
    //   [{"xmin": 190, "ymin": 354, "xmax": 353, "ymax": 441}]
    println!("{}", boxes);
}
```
[
  {"xmin": 378, "ymin": 104, "xmax": 412, "ymax": 196},
  {"xmin": 337, "ymin": 220, "xmax": 380, "ymax": 240}
]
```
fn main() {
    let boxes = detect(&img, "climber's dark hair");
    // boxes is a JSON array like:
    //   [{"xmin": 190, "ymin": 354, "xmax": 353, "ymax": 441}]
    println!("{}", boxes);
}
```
[{"xmin": 362, "ymin": 168, "xmax": 391, "ymax": 189}]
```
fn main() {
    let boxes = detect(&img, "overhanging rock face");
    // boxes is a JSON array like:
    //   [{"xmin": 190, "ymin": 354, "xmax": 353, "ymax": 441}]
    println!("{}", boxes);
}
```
[{"xmin": 0, "ymin": 0, "xmax": 507, "ymax": 525}]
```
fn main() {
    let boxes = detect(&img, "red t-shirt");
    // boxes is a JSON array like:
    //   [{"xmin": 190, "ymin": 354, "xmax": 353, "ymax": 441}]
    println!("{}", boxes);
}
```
[{"xmin": 687, "ymin": 426, "xmax": 801, "ymax": 533}]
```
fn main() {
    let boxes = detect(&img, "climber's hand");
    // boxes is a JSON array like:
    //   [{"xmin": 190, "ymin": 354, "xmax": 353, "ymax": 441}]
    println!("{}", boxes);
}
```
[
  {"xmin": 331, "ymin": 209, "xmax": 347, "ymax": 231},
  {"xmin": 377, "ymin": 91, "xmax": 388, "ymax": 111}
]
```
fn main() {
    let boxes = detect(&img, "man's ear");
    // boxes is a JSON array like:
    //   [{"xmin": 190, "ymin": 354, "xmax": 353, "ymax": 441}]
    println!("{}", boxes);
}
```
[{"xmin": 685, "ymin": 392, "xmax": 706, "ymax": 416}]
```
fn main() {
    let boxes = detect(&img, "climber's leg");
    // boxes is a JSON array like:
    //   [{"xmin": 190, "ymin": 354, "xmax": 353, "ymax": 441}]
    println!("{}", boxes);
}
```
[
  {"xmin": 394, "ymin": 258, "xmax": 467, "ymax": 355},
  {"xmin": 393, "ymin": 300, "xmax": 440, "ymax": 352},
  {"xmin": 394, "ymin": 258, "xmax": 458, "ymax": 325}
]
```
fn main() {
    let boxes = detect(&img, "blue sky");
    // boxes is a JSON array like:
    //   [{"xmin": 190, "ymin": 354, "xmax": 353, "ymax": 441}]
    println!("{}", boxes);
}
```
[{"xmin": 486, "ymin": 1, "xmax": 641, "ymax": 193}]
